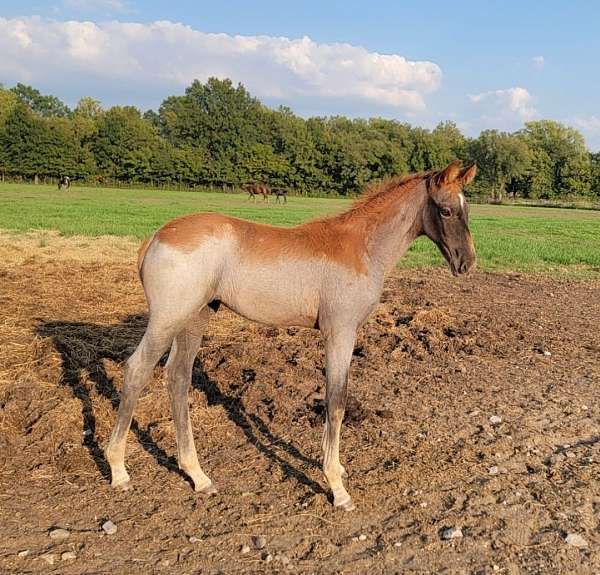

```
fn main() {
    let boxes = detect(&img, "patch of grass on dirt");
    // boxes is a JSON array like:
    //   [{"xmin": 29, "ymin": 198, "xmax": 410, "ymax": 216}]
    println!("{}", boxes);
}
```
[{"xmin": 1, "ymin": 182, "xmax": 599, "ymax": 276}]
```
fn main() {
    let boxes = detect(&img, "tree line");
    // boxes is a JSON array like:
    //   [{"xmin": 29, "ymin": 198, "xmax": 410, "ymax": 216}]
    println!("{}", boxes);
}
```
[{"xmin": 0, "ymin": 79, "xmax": 598, "ymax": 200}]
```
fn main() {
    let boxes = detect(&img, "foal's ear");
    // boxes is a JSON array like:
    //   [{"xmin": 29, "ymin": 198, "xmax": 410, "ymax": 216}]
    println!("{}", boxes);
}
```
[
  {"xmin": 432, "ymin": 160, "xmax": 462, "ymax": 188},
  {"xmin": 459, "ymin": 163, "xmax": 477, "ymax": 186}
]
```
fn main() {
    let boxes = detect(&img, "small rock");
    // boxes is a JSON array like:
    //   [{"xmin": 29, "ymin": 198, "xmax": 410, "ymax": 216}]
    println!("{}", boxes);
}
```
[
  {"xmin": 40, "ymin": 553, "xmax": 56, "ymax": 565},
  {"xmin": 276, "ymin": 554, "xmax": 291, "ymax": 565},
  {"xmin": 252, "ymin": 535, "xmax": 266, "ymax": 549},
  {"xmin": 263, "ymin": 552, "xmax": 273, "ymax": 563},
  {"xmin": 489, "ymin": 415, "xmax": 502, "ymax": 425},
  {"xmin": 188, "ymin": 536, "xmax": 202, "ymax": 543},
  {"xmin": 581, "ymin": 405, "xmax": 589, "ymax": 411},
  {"xmin": 49, "ymin": 527, "xmax": 70, "ymax": 540},
  {"xmin": 102, "ymin": 520, "xmax": 118, "ymax": 535},
  {"xmin": 394, "ymin": 541, "xmax": 402, "ymax": 547},
  {"xmin": 61, "ymin": 551, "xmax": 77, "ymax": 561},
  {"xmin": 543, "ymin": 350, "xmax": 551, "ymax": 356},
  {"xmin": 565, "ymin": 533, "xmax": 588, "ymax": 548},
  {"xmin": 17, "ymin": 550, "xmax": 30, "ymax": 558},
  {"xmin": 358, "ymin": 534, "xmax": 367, "ymax": 541},
  {"xmin": 83, "ymin": 429, "xmax": 92, "ymax": 436},
  {"xmin": 488, "ymin": 466, "xmax": 499, "ymax": 475},
  {"xmin": 240, "ymin": 544, "xmax": 251, "ymax": 554},
  {"xmin": 493, "ymin": 565, "xmax": 500, "ymax": 572},
  {"xmin": 160, "ymin": 559, "xmax": 170, "ymax": 567},
  {"xmin": 441, "ymin": 527, "xmax": 463, "ymax": 540}
]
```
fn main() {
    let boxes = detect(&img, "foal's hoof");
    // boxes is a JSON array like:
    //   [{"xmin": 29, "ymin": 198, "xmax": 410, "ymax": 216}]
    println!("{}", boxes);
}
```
[
  {"xmin": 111, "ymin": 478, "xmax": 131, "ymax": 491},
  {"xmin": 334, "ymin": 497, "xmax": 356, "ymax": 512},
  {"xmin": 195, "ymin": 481, "xmax": 218, "ymax": 496}
]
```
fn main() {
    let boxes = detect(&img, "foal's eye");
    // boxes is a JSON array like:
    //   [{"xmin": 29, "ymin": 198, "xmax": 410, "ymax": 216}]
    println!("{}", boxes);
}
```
[{"xmin": 440, "ymin": 207, "xmax": 452, "ymax": 218}]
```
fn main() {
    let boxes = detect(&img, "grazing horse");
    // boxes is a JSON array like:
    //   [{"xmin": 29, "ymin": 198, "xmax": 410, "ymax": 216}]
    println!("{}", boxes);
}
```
[
  {"xmin": 58, "ymin": 176, "xmax": 71, "ymax": 190},
  {"xmin": 243, "ymin": 183, "xmax": 270, "ymax": 202},
  {"xmin": 106, "ymin": 161, "xmax": 477, "ymax": 511},
  {"xmin": 272, "ymin": 187, "xmax": 288, "ymax": 204}
]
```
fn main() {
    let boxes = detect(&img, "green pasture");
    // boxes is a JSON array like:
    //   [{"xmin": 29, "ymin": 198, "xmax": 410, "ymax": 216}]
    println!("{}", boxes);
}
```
[{"xmin": 1, "ymin": 183, "xmax": 599, "ymax": 276}]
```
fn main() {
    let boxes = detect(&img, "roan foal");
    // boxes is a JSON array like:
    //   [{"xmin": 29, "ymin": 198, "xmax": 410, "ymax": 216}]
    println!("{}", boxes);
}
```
[{"xmin": 106, "ymin": 160, "xmax": 477, "ymax": 511}]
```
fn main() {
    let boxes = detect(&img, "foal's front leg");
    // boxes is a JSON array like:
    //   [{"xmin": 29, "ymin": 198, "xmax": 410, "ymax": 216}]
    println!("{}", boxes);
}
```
[{"xmin": 322, "ymin": 328, "xmax": 356, "ymax": 511}]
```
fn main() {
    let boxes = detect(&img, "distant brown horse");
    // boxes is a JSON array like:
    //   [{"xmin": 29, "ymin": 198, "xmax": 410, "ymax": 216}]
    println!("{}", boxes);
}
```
[
  {"xmin": 271, "ymin": 187, "xmax": 288, "ymax": 204},
  {"xmin": 106, "ymin": 161, "xmax": 477, "ymax": 511},
  {"xmin": 243, "ymin": 183, "xmax": 270, "ymax": 202}
]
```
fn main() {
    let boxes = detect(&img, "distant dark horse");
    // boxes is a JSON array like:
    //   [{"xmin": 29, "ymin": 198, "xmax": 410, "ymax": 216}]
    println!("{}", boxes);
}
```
[
  {"xmin": 243, "ymin": 183, "xmax": 270, "ymax": 202},
  {"xmin": 58, "ymin": 176, "xmax": 71, "ymax": 191},
  {"xmin": 271, "ymin": 188, "xmax": 288, "ymax": 204}
]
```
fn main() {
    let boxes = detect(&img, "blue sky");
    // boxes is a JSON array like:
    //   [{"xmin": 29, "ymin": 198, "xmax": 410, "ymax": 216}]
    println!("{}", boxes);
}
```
[{"xmin": 1, "ymin": 0, "xmax": 599, "ymax": 148}]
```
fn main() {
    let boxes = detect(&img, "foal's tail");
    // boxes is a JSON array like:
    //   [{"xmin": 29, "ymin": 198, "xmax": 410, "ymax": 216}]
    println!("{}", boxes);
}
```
[{"xmin": 137, "ymin": 233, "xmax": 156, "ymax": 282}]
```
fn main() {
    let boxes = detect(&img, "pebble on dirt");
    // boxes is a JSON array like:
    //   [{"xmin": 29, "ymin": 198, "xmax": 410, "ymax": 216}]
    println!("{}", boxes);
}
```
[
  {"xmin": 240, "ymin": 544, "xmax": 251, "ymax": 554},
  {"xmin": 39, "ymin": 553, "xmax": 56, "ymax": 565},
  {"xmin": 488, "ymin": 466, "xmax": 499, "ymax": 475},
  {"xmin": 49, "ymin": 527, "xmax": 70, "ymax": 540},
  {"xmin": 252, "ymin": 535, "xmax": 266, "ymax": 549},
  {"xmin": 61, "ymin": 551, "xmax": 77, "ymax": 561},
  {"xmin": 489, "ymin": 415, "xmax": 502, "ymax": 425},
  {"xmin": 565, "ymin": 533, "xmax": 588, "ymax": 548},
  {"xmin": 441, "ymin": 527, "xmax": 463, "ymax": 540},
  {"xmin": 17, "ymin": 550, "xmax": 30, "ymax": 558},
  {"xmin": 276, "ymin": 554, "xmax": 291, "ymax": 565},
  {"xmin": 102, "ymin": 520, "xmax": 118, "ymax": 535},
  {"xmin": 188, "ymin": 536, "xmax": 202, "ymax": 543}
]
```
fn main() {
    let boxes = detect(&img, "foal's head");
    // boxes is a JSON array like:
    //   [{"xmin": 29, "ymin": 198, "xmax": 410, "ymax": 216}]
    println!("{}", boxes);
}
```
[{"xmin": 423, "ymin": 161, "xmax": 477, "ymax": 276}]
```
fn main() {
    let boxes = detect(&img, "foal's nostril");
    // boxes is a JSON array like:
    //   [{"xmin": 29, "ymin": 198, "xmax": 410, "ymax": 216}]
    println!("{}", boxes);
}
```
[{"xmin": 459, "ymin": 261, "xmax": 469, "ymax": 274}]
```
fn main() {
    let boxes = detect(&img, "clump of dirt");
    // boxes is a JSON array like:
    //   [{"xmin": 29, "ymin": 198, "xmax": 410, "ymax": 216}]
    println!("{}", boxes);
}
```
[{"xmin": 0, "ymin": 240, "xmax": 599, "ymax": 574}]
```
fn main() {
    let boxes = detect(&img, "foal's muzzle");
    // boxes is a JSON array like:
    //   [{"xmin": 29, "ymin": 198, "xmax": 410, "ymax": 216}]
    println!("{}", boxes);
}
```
[{"xmin": 449, "ymin": 252, "xmax": 476, "ymax": 276}]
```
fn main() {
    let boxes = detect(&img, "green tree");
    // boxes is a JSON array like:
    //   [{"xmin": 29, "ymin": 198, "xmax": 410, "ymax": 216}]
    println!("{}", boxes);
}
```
[
  {"xmin": 0, "ymin": 86, "xmax": 19, "ymax": 128},
  {"xmin": 590, "ymin": 152, "xmax": 600, "ymax": 198},
  {"xmin": 159, "ymin": 78, "xmax": 266, "ymax": 185},
  {"xmin": 91, "ymin": 106, "xmax": 159, "ymax": 181},
  {"xmin": 469, "ymin": 130, "xmax": 532, "ymax": 201},
  {"xmin": 0, "ymin": 104, "xmax": 89, "ymax": 180},
  {"xmin": 519, "ymin": 120, "xmax": 591, "ymax": 197},
  {"xmin": 11, "ymin": 83, "xmax": 71, "ymax": 117}
]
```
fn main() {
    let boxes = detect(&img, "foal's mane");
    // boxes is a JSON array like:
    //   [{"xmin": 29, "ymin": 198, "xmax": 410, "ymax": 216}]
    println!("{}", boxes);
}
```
[{"xmin": 327, "ymin": 169, "xmax": 434, "ymax": 226}]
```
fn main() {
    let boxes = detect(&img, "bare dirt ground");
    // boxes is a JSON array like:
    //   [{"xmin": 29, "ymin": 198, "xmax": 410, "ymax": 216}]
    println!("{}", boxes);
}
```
[{"xmin": 0, "ymin": 233, "xmax": 599, "ymax": 574}]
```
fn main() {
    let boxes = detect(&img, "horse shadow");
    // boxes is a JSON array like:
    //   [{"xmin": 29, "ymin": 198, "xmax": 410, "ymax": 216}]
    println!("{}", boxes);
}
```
[{"xmin": 35, "ymin": 316, "xmax": 325, "ymax": 495}]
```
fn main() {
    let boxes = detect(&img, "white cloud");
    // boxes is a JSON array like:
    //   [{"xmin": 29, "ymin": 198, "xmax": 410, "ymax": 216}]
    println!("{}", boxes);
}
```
[
  {"xmin": 0, "ymin": 17, "xmax": 442, "ymax": 112},
  {"xmin": 571, "ymin": 115, "xmax": 600, "ymax": 133},
  {"xmin": 532, "ymin": 55, "xmax": 544, "ymax": 69},
  {"xmin": 469, "ymin": 87, "xmax": 537, "ymax": 122}
]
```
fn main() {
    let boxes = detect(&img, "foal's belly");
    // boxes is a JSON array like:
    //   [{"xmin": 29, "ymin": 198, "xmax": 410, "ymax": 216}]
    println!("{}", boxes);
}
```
[{"xmin": 217, "ymin": 262, "xmax": 321, "ymax": 328}]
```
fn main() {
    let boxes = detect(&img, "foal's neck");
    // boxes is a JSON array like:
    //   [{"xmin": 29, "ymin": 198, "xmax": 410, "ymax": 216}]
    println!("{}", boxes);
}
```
[{"xmin": 365, "ymin": 182, "xmax": 427, "ymax": 273}]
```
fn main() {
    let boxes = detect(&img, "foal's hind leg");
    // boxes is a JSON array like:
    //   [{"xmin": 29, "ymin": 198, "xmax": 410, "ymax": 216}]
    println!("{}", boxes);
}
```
[
  {"xmin": 321, "ymin": 327, "xmax": 356, "ymax": 511},
  {"xmin": 166, "ymin": 305, "xmax": 217, "ymax": 494},
  {"xmin": 106, "ymin": 321, "xmax": 177, "ymax": 489}
]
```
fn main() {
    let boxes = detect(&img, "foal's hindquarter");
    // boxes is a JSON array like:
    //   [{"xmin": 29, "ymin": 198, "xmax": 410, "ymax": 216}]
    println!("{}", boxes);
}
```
[{"xmin": 106, "ymin": 163, "xmax": 477, "ymax": 511}]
